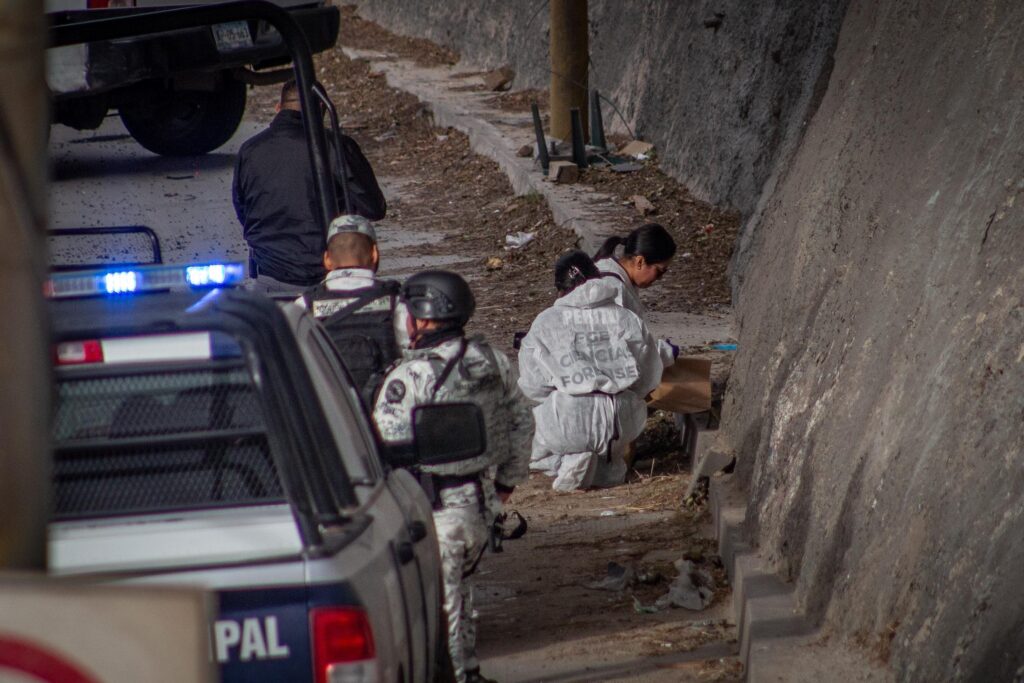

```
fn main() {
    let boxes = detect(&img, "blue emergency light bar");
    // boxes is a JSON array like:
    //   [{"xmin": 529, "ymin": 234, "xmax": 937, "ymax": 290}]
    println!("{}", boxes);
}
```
[{"xmin": 47, "ymin": 262, "xmax": 245, "ymax": 299}]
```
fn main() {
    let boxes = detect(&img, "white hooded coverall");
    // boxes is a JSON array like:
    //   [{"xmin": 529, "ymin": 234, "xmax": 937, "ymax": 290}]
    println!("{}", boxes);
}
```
[
  {"xmin": 595, "ymin": 257, "xmax": 677, "ymax": 368},
  {"xmin": 518, "ymin": 279, "xmax": 663, "ymax": 491}
]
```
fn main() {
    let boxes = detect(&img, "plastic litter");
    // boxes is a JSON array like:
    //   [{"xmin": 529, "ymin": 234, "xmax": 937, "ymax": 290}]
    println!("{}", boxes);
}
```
[
  {"xmin": 655, "ymin": 560, "xmax": 715, "ymax": 611},
  {"xmin": 504, "ymin": 231, "xmax": 536, "ymax": 250},
  {"xmin": 711, "ymin": 343, "xmax": 737, "ymax": 351},
  {"xmin": 585, "ymin": 561, "xmax": 635, "ymax": 591},
  {"xmin": 632, "ymin": 596, "xmax": 659, "ymax": 614}
]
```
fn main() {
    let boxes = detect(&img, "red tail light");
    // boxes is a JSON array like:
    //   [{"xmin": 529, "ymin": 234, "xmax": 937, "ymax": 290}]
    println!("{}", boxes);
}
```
[
  {"xmin": 310, "ymin": 607, "xmax": 377, "ymax": 683},
  {"xmin": 55, "ymin": 340, "xmax": 103, "ymax": 365}
]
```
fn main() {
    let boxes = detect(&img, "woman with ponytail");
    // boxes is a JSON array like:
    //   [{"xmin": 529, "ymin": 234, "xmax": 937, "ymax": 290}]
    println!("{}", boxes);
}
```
[
  {"xmin": 517, "ymin": 251, "xmax": 663, "ymax": 491},
  {"xmin": 593, "ymin": 223, "xmax": 679, "ymax": 367}
]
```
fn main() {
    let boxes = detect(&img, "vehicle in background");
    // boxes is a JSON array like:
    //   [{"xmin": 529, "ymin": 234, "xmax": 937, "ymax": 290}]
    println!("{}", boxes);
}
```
[
  {"xmin": 47, "ymin": 261, "xmax": 478, "ymax": 681},
  {"xmin": 46, "ymin": 0, "xmax": 339, "ymax": 156}
]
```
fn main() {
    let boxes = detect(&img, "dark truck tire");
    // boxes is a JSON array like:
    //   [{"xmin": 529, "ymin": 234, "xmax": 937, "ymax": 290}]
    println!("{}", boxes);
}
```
[{"xmin": 119, "ymin": 76, "xmax": 247, "ymax": 156}]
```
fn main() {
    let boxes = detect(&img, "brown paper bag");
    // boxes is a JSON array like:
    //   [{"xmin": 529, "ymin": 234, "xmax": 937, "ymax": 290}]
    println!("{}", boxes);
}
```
[{"xmin": 647, "ymin": 357, "xmax": 712, "ymax": 414}]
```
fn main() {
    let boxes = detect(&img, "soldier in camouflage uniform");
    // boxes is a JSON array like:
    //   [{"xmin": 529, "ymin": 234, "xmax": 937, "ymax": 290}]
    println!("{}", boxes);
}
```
[{"xmin": 374, "ymin": 270, "xmax": 533, "ymax": 683}]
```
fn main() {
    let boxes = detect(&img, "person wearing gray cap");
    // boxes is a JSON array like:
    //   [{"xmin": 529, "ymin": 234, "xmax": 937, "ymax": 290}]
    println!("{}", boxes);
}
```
[
  {"xmin": 294, "ymin": 214, "xmax": 408, "ymax": 406},
  {"xmin": 234, "ymin": 80, "xmax": 385, "ymax": 294}
]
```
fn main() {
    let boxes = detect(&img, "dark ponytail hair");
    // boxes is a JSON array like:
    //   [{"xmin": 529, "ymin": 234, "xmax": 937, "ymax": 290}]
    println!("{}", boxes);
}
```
[
  {"xmin": 593, "ymin": 223, "xmax": 677, "ymax": 265},
  {"xmin": 554, "ymin": 250, "xmax": 600, "ymax": 295}
]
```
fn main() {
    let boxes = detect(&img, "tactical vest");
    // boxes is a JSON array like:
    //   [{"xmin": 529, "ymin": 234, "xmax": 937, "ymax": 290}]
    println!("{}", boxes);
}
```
[
  {"xmin": 303, "ymin": 279, "xmax": 401, "ymax": 406},
  {"xmin": 419, "ymin": 338, "xmax": 512, "ymax": 477}
]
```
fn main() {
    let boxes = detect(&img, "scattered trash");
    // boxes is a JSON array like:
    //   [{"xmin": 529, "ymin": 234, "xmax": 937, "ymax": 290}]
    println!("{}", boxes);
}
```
[
  {"xmin": 586, "ymin": 562, "xmax": 635, "ymax": 591},
  {"xmin": 711, "ymin": 343, "xmax": 737, "ymax": 351},
  {"xmin": 598, "ymin": 510, "xmax": 619, "ymax": 517},
  {"xmin": 632, "ymin": 596, "xmax": 659, "ymax": 614},
  {"xmin": 548, "ymin": 160, "xmax": 579, "ymax": 184},
  {"xmin": 517, "ymin": 144, "xmax": 533, "ymax": 158},
  {"xmin": 681, "ymin": 252, "xmax": 693, "ymax": 258},
  {"xmin": 486, "ymin": 256, "xmax": 504, "ymax": 270},
  {"xmin": 636, "ymin": 569, "xmax": 664, "ymax": 585},
  {"xmin": 702, "ymin": 223, "xmax": 715, "ymax": 234},
  {"xmin": 481, "ymin": 66, "xmax": 515, "ymax": 91},
  {"xmin": 436, "ymin": 134, "xmax": 449, "ymax": 142},
  {"xmin": 374, "ymin": 129, "xmax": 397, "ymax": 142},
  {"xmin": 655, "ymin": 560, "xmax": 715, "ymax": 611},
  {"xmin": 630, "ymin": 194, "xmax": 656, "ymax": 216},
  {"xmin": 504, "ymin": 231, "xmax": 536, "ymax": 250},
  {"xmin": 618, "ymin": 140, "xmax": 655, "ymax": 158}
]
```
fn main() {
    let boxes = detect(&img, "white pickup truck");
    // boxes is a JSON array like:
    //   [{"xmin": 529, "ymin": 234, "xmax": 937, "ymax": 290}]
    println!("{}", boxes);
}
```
[{"xmin": 46, "ymin": 0, "xmax": 339, "ymax": 156}]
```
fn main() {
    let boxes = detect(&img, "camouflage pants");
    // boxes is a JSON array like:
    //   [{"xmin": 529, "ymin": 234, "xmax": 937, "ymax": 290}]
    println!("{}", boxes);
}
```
[{"xmin": 434, "ymin": 503, "xmax": 489, "ymax": 683}]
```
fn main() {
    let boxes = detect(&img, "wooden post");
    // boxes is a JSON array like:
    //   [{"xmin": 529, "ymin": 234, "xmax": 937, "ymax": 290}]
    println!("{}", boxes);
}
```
[
  {"xmin": 549, "ymin": 0, "xmax": 588, "ymax": 143},
  {"xmin": 0, "ymin": 0, "xmax": 51, "ymax": 570}
]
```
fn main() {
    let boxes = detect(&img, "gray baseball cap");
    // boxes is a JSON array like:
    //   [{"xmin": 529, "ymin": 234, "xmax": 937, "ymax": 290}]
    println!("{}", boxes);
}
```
[{"xmin": 326, "ymin": 214, "xmax": 377, "ymax": 244}]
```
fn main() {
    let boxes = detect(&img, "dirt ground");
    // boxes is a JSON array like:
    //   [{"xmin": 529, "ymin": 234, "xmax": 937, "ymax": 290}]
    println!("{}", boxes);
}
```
[
  {"xmin": 476, "ymin": 413, "xmax": 741, "ymax": 682},
  {"xmin": 249, "ymin": 6, "xmax": 741, "ymax": 679},
  {"xmin": 251, "ymin": 5, "xmax": 740, "ymax": 357}
]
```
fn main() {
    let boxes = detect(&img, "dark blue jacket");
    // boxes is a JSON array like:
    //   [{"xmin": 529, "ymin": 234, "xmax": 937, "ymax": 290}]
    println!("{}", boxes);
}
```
[{"xmin": 233, "ymin": 110, "xmax": 386, "ymax": 286}]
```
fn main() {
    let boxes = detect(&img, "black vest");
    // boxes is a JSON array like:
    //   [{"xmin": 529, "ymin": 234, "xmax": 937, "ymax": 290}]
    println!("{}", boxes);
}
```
[{"xmin": 303, "ymin": 278, "xmax": 401, "ymax": 406}]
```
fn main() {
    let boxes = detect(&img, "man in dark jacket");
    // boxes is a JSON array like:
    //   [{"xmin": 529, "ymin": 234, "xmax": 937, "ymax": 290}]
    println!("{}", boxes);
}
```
[{"xmin": 233, "ymin": 80, "xmax": 386, "ymax": 293}]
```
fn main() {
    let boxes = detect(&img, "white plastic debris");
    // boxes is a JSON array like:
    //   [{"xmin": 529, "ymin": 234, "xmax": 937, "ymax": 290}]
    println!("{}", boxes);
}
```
[
  {"xmin": 655, "ymin": 560, "xmax": 715, "ymax": 611},
  {"xmin": 585, "ymin": 562, "xmax": 635, "ymax": 591},
  {"xmin": 504, "ymin": 231, "xmax": 536, "ymax": 250}
]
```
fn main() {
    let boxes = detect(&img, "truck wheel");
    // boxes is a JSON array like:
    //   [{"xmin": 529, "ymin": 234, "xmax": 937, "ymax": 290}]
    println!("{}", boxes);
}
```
[{"xmin": 119, "ymin": 77, "xmax": 247, "ymax": 156}]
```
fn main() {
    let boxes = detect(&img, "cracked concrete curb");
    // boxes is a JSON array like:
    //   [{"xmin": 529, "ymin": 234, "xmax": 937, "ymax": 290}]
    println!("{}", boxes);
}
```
[
  {"xmin": 343, "ymin": 47, "xmax": 625, "ymax": 254},
  {"xmin": 711, "ymin": 476, "xmax": 893, "ymax": 682},
  {"xmin": 342, "ymin": 47, "xmax": 736, "ymax": 347}
]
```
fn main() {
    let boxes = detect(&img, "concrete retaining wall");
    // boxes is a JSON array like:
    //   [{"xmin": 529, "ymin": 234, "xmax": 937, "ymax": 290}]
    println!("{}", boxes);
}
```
[
  {"xmin": 352, "ymin": 1, "xmax": 1024, "ymax": 678},
  {"xmin": 721, "ymin": 1, "xmax": 1024, "ymax": 679},
  {"xmin": 351, "ymin": 0, "xmax": 848, "ymax": 225}
]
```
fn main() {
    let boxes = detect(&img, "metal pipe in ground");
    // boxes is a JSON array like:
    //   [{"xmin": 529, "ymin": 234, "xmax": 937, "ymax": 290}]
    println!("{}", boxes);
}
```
[
  {"xmin": 549, "ymin": 0, "xmax": 588, "ymax": 143},
  {"xmin": 0, "ymin": 0, "xmax": 51, "ymax": 571},
  {"xmin": 589, "ymin": 88, "xmax": 607, "ymax": 151},
  {"xmin": 570, "ymin": 107, "xmax": 587, "ymax": 168},
  {"xmin": 531, "ymin": 102, "xmax": 550, "ymax": 173}
]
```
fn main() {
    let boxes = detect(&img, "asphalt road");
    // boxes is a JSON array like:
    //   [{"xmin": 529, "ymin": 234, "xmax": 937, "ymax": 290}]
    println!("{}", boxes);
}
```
[
  {"xmin": 48, "ymin": 115, "xmax": 456, "ymax": 279},
  {"xmin": 48, "ymin": 116, "xmax": 259, "ymax": 269}
]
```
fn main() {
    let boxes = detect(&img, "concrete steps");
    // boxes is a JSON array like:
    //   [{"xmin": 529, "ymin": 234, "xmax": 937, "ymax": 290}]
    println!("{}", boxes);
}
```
[{"xmin": 710, "ymin": 475, "xmax": 893, "ymax": 682}]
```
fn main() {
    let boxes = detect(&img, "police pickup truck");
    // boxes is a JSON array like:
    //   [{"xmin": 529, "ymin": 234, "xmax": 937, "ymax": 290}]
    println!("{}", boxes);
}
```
[{"xmin": 46, "ymin": 262, "xmax": 479, "ymax": 682}]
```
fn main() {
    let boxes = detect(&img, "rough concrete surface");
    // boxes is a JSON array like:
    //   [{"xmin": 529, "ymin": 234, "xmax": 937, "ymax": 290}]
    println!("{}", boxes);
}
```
[
  {"xmin": 352, "ymin": 0, "xmax": 848, "ymax": 224},
  {"xmin": 352, "ymin": 1, "xmax": 1024, "ymax": 680},
  {"xmin": 342, "ymin": 45, "xmax": 735, "ymax": 347},
  {"xmin": 720, "ymin": 1, "xmax": 1024, "ymax": 680}
]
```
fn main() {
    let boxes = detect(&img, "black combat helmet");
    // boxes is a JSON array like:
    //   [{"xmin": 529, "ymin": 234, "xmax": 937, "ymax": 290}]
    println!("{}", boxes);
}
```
[{"xmin": 403, "ymin": 270, "xmax": 475, "ymax": 326}]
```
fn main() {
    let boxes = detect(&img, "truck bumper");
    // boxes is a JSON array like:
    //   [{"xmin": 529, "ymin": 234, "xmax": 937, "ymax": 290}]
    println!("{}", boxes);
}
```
[{"xmin": 49, "ymin": 5, "xmax": 340, "ymax": 96}]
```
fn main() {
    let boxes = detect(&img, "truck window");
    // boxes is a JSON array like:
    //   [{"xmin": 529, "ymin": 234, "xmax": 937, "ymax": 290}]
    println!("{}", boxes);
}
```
[{"xmin": 53, "ymin": 357, "xmax": 284, "ymax": 519}]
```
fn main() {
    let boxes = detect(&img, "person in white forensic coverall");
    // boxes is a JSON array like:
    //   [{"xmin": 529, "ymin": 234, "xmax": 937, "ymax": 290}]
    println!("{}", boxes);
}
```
[
  {"xmin": 593, "ymin": 223, "xmax": 680, "ymax": 368},
  {"xmin": 518, "ymin": 251, "xmax": 663, "ymax": 492},
  {"xmin": 373, "ymin": 270, "xmax": 532, "ymax": 683}
]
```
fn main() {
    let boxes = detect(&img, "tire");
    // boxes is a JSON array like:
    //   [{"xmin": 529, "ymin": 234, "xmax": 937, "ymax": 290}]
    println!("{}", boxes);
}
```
[{"xmin": 119, "ymin": 76, "xmax": 247, "ymax": 156}]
